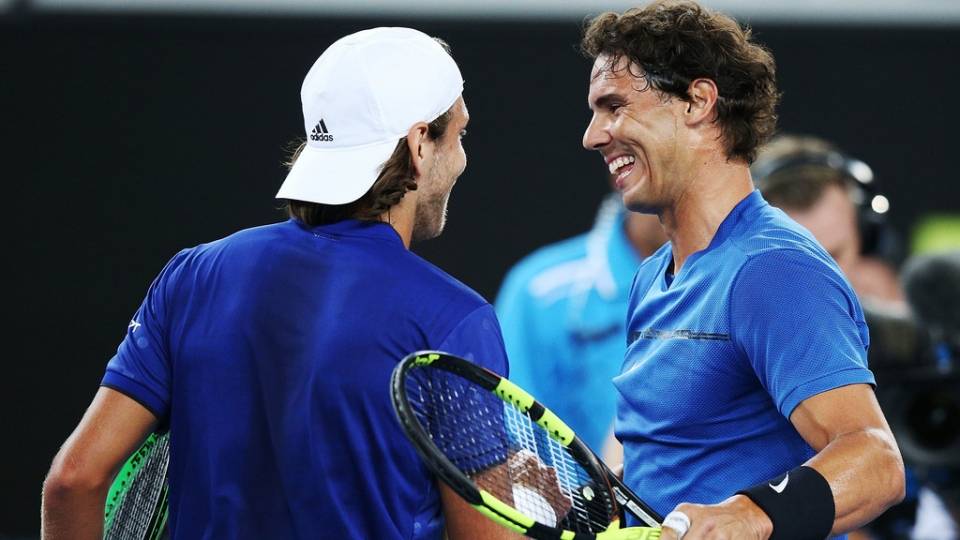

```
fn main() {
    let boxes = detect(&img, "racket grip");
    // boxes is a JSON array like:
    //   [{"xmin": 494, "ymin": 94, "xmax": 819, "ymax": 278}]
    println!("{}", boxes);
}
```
[
  {"xmin": 597, "ymin": 526, "xmax": 662, "ymax": 539},
  {"xmin": 611, "ymin": 484, "xmax": 662, "ymax": 527}
]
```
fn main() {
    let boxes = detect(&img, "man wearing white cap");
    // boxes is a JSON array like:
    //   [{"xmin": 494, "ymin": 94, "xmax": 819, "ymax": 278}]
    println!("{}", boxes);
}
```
[{"xmin": 42, "ymin": 28, "xmax": 514, "ymax": 539}]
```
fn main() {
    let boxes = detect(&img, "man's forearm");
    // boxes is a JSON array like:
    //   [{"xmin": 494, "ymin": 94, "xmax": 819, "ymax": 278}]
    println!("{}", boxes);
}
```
[
  {"xmin": 41, "ymin": 477, "xmax": 107, "ymax": 540},
  {"xmin": 806, "ymin": 426, "xmax": 905, "ymax": 534}
]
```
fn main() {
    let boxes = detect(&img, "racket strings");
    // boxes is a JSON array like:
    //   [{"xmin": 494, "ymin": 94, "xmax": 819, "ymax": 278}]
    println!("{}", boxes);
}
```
[
  {"xmin": 105, "ymin": 433, "xmax": 170, "ymax": 540},
  {"xmin": 409, "ymin": 371, "xmax": 511, "ymax": 477},
  {"xmin": 405, "ymin": 368, "xmax": 616, "ymax": 533},
  {"xmin": 502, "ymin": 407, "xmax": 613, "ymax": 531}
]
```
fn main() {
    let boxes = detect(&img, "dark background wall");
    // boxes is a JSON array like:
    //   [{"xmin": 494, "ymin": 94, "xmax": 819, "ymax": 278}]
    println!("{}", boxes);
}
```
[{"xmin": 3, "ymin": 11, "xmax": 958, "ymax": 535}]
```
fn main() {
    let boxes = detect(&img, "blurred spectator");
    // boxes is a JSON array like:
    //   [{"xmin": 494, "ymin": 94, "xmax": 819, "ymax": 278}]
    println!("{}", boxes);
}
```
[
  {"xmin": 754, "ymin": 134, "xmax": 958, "ymax": 540},
  {"xmin": 495, "ymin": 187, "xmax": 666, "ymax": 453},
  {"xmin": 753, "ymin": 134, "xmax": 903, "ymax": 306}
]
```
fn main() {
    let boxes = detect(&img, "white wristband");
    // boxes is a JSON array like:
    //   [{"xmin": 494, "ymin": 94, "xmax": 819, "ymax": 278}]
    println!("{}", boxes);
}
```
[{"xmin": 662, "ymin": 510, "xmax": 691, "ymax": 539}]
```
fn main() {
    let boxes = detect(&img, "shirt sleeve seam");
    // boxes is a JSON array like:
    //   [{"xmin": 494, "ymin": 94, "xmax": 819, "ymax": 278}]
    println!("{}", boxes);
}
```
[
  {"xmin": 100, "ymin": 377, "xmax": 166, "ymax": 419},
  {"xmin": 779, "ymin": 366, "xmax": 876, "ymax": 418}
]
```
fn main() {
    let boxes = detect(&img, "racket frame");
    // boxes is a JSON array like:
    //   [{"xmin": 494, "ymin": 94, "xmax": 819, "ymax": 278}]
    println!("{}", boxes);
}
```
[
  {"xmin": 103, "ymin": 431, "xmax": 171, "ymax": 540},
  {"xmin": 391, "ymin": 350, "xmax": 663, "ymax": 539}
]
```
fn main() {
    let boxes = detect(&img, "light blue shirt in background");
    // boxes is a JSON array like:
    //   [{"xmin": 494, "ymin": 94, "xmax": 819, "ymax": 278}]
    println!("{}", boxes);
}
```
[{"xmin": 495, "ymin": 195, "xmax": 646, "ymax": 452}]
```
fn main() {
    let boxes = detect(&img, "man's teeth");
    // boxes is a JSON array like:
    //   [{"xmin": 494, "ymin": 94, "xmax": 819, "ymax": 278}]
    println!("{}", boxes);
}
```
[{"xmin": 608, "ymin": 155, "xmax": 636, "ymax": 175}]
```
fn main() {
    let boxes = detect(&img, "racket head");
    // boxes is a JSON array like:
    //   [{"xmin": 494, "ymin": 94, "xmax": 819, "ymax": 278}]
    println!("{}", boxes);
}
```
[
  {"xmin": 391, "ymin": 350, "xmax": 655, "ymax": 539},
  {"xmin": 104, "ymin": 431, "xmax": 170, "ymax": 540}
]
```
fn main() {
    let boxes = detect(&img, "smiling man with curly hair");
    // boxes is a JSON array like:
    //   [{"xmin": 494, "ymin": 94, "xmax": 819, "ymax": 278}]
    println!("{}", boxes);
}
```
[{"xmin": 581, "ymin": 2, "xmax": 905, "ymax": 538}]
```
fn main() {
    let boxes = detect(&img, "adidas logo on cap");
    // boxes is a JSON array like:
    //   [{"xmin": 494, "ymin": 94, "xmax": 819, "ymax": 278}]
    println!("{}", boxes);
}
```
[
  {"xmin": 276, "ymin": 28, "xmax": 464, "ymax": 206},
  {"xmin": 310, "ymin": 119, "xmax": 334, "ymax": 142}
]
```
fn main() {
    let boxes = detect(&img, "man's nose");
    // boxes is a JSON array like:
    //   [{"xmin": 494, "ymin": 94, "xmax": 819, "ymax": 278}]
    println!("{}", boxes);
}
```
[{"xmin": 582, "ymin": 114, "xmax": 611, "ymax": 150}]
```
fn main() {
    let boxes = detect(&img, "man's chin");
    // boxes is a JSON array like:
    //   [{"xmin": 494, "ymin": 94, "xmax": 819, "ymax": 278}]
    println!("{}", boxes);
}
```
[
  {"xmin": 411, "ymin": 229, "xmax": 440, "ymax": 243},
  {"xmin": 623, "ymin": 195, "xmax": 660, "ymax": 215},
  {"xmin": 411, "ymin": 219, "xmax": 446, "ymax": 243}
]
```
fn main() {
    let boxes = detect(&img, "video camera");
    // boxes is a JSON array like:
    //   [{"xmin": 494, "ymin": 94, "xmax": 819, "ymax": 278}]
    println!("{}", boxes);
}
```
[{"xmin": 866, "ymin": 251, "xmax": 960, "ymax": 497}]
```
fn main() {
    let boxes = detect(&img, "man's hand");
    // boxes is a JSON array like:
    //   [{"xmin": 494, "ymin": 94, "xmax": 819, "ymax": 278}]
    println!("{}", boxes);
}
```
[
  {"xmin": 659, "ymin": 495, "xmax": 772, "ymax": 540},
  {"xmin": 507, "ymin": 449, "xmax": 574, "ymax": 521}
]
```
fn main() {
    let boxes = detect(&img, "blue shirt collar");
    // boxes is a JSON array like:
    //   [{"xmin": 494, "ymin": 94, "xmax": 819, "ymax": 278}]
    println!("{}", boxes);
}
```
[
  {"xmin": 291, "ymin": 218, "xmax": 405, "ymax": 246},
  {"xmin": 706, "ymin": 189, "xmax": 767, "ymax": 250}
]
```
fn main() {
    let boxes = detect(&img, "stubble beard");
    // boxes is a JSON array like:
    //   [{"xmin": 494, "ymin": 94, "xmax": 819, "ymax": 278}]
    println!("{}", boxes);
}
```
[
  {"xmin": 623, "ymin": 174, "xmax": 662, "ymax": 215},
  {"xmin": 412, "ymin": 195, "xmax": 449, "ymax": 242},
  {"xmin": 411, "ymin": 166, "xmax": 454, "ymax": 243}
]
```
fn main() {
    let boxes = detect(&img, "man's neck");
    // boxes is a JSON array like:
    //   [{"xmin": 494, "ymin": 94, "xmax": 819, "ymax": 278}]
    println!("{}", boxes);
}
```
[
  {"xmin": 659, "ymin": 158, "xmax": 754, "ymax": 273},
  {"xmin": 375, "ymin": 191, "xmax": 418, "ymax": 249},
  {"xmin": 624, "ymin": 212, "xmax": 668, "ymax": 259}
]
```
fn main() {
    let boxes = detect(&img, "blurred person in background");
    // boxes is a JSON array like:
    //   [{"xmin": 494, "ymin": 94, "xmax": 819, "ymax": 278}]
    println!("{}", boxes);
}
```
[
  {"xmin": 752, "ymin": 134, "xmax": 903, "ymax": 307},
  {"xmin": 754, "ymin": 134, "xmax": 959, "ymax": 540},
  {"xmin": 495, "ymin": 181, "xmax": 666, "ymax": 455}
]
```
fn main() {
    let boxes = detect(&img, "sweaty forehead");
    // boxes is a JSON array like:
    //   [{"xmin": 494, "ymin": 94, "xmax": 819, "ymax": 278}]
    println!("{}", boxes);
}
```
[
  {"xmin": 587, "ymin": 56, "xmax": 639, "ymax": 105},
  {"xmin": 590, "ymin": 53, "xmax": 634, "ymax": 81},
  {"xmin": 449, "ymin": 96, "xmax": 469, "ymax": 124}
]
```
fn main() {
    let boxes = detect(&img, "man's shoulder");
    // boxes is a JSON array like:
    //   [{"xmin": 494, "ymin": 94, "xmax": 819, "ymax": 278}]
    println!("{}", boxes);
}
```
[
  {"xmin": 725, "ymin": 208, "xmax": 852, "ymax": 299},
  {"xmin": 403, "ymin": 252, "xmax": 490, "ymax": 310},
  {"xmin": 731, "ymin": 205, "xmax": 834, "ymax": 265},
  {"xmin": 185, "ymin": 220, "xmax": 295, "ymax": 258}
]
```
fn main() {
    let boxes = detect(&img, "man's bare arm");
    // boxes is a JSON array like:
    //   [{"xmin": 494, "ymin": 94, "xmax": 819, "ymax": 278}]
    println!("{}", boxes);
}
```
[
  {"xmin": 442, "ymin": 451, "xmax": 582, "ymax": 540},
  {"xmin": 439, "ymin": 480, "xmax": 521, "ymax": 540},
  {"xmin": 42, "ymin": 387, "xmax": 157, "ymax": 539},
  {"xmin": 660, "ymin": 384, "xmax": 905, "ymax": 539},
  {"xmin": 790, "ymin": 383, "xmax": 905, "ymax": 534}
]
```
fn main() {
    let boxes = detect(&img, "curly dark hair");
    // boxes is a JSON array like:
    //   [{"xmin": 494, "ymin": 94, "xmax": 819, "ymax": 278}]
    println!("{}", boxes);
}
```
[
  {"xmin": 284, "ymin": 37, "xmax": 455, "ymax": 226},
  {"xmin": 581, "ymin": 0, "xmax": 780, "ymax": 163}
]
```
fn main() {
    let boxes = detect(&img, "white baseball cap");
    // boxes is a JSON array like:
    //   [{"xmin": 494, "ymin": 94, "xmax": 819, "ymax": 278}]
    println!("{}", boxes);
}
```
[{"xmin": 276, "ymin": 27, "xmax": 464, "ymax": 205}]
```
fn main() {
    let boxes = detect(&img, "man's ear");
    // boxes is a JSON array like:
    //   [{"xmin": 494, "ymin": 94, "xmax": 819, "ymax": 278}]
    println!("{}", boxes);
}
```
[
  {"xmin": 405, "ymin": 122, "xmax": 433, "ymax": 179},
  {"xmin": 684, "ymin": 78, "xmax": 719, "ymax": 126}
]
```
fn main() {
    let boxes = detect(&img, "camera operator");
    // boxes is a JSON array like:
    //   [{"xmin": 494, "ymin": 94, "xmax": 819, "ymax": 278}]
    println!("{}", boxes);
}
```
[
  {"xmin": 754, "ymin": 134, "xmax": 959, "ymax": 539},
  {"xmin": 892, "ymin": 251, "xmax": 960, "ymax": 538},
  {"xmin": 752, "ymin": 135, "xmax": 902, "ymax": 306}
]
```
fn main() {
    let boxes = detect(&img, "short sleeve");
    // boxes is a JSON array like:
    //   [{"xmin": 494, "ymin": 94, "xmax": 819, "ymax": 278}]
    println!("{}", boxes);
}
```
[
  {"xmin": 730, "ymin": 250, "xmax": 875, "ymax": 418},
  {"xmin": 432, "ymin": 304, "xmax": 511, "ymax": 472},
  {"xmin": 437, "ymin": 304, "xmax": 509, "ymax": 378},
  {"xmin": 101, "ymin": 249, "xmax": 191, "ymax": 421}
]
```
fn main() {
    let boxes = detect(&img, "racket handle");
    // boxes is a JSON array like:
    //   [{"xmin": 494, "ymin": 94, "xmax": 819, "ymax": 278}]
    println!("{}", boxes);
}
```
[
  {"xmin": 610, "ymin": 482, "xmax": 662, "ymax": 527},
  {"xmin": 597, "ymin": 526, "xmax": 662, "ymax": 539}
]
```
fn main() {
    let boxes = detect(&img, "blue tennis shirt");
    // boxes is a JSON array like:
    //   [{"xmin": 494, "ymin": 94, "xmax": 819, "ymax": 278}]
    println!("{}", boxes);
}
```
[
  {"xmin": 616, "ymin": 191, "xmax": 874, "ymax": 529},
  {"xmin": 102, "ymin": 218, "xmax": 508, "ymax": 539}
]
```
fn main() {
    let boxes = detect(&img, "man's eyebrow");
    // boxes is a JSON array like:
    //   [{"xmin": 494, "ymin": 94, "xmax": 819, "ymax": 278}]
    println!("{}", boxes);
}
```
[{"xmin": 590, "ymin": 92, "xmax": 626, "ymax": 111}]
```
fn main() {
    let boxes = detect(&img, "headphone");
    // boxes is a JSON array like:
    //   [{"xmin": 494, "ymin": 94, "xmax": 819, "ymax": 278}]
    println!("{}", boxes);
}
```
[{"xmin": 751, "ymin": 149, "xmax": 898, "ymax": 261}]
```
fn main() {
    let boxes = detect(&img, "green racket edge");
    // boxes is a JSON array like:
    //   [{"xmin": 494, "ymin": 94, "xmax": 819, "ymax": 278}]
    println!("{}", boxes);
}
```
[
  {"xmin": 104, "ymin": 433, "xmax": 159, "ymax": 528},
  {"xmin": 103, "ymin": 432, "xmax": 170, "ymax": 538}
]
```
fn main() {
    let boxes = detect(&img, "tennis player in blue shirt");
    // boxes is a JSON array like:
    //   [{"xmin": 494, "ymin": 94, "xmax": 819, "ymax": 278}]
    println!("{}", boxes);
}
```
[
  {"xmin": 581, "ymin": 2, "xmax": 905, "ymax": 539},
  {"xmin": 42, "ymin": 28, "xmax": 513, "ymax": 540}
]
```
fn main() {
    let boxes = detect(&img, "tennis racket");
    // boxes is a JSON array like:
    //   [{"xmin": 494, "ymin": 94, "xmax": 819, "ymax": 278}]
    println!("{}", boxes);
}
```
[
  {"xmin": 390, "ymin": 350, "xmax": 663, "ymax": 540},
  {"xmin": 103, "ymin": 431, "xmax": 170, "ymax": 540}
]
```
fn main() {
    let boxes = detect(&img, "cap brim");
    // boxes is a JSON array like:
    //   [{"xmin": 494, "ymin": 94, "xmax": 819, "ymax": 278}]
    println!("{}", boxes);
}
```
[{"xmin": 276, "ymin": 138, "xmax": 400, "ymax": 205}]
